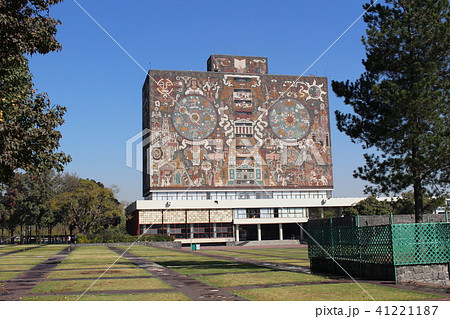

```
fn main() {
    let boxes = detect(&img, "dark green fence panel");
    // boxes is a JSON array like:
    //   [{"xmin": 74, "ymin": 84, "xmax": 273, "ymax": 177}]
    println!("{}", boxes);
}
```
[
  {"xmin": 308, "ymin": 220, "xmax": 450, "ymax": 266},
  {"xmin": 359, "ymin": 225, "xmax": 393, "ymax": 264}
]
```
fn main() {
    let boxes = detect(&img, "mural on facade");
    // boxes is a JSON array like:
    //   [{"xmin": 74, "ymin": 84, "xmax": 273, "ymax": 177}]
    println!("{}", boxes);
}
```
[{"xmin": 143, "ymin": 55, "xmax": 332, "ymax": 194}]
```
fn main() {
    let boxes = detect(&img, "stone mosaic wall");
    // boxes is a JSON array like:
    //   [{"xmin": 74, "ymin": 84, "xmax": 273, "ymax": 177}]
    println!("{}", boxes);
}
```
[
  {"xmin": 143, "ymin": 55, "xmax": 332, "ymax": 195},
  {"xmin": 396, "ymin": 263, "xmax": 450, "ymax": 286},
  {"xmin": 207, "ymin": 55, "xmax": 268, "ymax": 74}
]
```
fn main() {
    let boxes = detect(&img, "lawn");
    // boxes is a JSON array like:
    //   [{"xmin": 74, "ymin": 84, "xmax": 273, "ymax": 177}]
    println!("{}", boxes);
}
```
[
  {"xmin": 1, "ymin": 245, "xmax": 445, "ymax": 301},
  {"xmin": 231, "ymin": 283, "xmax": 443, "ymax": 301},
  {"xmin": 0, "ymin": 245, "xmax": 68, "ymax": 281},
  {"xmin": 31, "ymin": 277, "xmax": 171, "ymax": 293},
  {"xmin": 22, "ymin": 292, "xmax": 191, "ymax": 301},
  {"xmin": 196, "ymin": 271, "xmax": 330, "ymax": 288}
]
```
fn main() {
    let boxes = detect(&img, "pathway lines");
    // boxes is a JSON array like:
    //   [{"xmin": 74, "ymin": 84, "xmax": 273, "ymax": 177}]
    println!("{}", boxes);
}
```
[
  {"xmin": 0, "ymin": 246, "xmax": 72, "ymax": 300},
  {"xmin": 0, "ymin": 245, "xmax": 45, "ymax": 257},
  {"xmin": 109, "ymin": 246, "xmax": 247, "ymax": 301},
  {"xmin": 187, "ymin": 249, "xmax": 311, "ymax": 274}
]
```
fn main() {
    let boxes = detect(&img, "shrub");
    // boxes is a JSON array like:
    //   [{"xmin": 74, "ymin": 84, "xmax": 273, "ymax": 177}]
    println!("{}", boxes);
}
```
[{"xmin": 74, "ymin": 228, "xmax": 174, "ymax": 243}]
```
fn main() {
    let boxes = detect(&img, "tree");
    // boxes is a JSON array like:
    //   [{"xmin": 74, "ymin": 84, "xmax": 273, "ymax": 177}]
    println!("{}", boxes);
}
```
[
  {"xmin": 0, "ymin": 0, "xmax": 70, "ymax": 184},
  {"xmin": 342, "ymin": 195, "xmax": 393, "ymax": 216},
  {"xmin": 332, "ymin": 0, "xmax": 449, "ymax": 222},
  {"xmin": 393, "ymin": 191, "xmax": 446, "ymax": 215},
  {"xmin": 0, "ymin": 0, "xmax": 63, "ymax": 57},
  {"xmin": 50, "ymin": 179, "xmax": 124, "ymax": 235}
]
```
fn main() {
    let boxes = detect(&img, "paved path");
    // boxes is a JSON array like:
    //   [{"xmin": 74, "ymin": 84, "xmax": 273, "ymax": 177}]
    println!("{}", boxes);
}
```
[
  {"xmin": 108, "ymin": 246, "xmax": 247, "ymax": 301},
  {"xmin": 0, "ymin": 247, "xmax": 72, "ymax": 301}
]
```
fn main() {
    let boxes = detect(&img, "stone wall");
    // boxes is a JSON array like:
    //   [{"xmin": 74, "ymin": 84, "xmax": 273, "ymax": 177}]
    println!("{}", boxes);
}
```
[{"xmin": 396, "ymin": 263, "xmax": 450, "ymax": 286}]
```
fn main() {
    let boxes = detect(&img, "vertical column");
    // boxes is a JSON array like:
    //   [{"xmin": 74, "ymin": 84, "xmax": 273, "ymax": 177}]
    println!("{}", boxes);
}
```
[
  {"xmin": 213, "ymin": 223, "xmax": 217, "ymax": 238},
  {"xmin": 257, "ymin": 224, "xmax": 262, "ymax": 241},
  {"xmin": 300, "ymin": 223, "xmax": 304, "ymax": 240},
  {"xmin": 279, "ymin": 223, "xmax": 283, "ymax": 240},
  {"xmin": 190, "ymin": 224, "xmax": 194, "ymax": 239},
  {"xmin": 235, "ymin": 226, "xmax": 240, "ymax": 242}
]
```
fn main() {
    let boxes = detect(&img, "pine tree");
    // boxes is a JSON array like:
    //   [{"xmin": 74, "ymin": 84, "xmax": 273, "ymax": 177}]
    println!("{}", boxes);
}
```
[{"xmin": 332, "ymin": 0, "xmax": 449, "ymax": 222}]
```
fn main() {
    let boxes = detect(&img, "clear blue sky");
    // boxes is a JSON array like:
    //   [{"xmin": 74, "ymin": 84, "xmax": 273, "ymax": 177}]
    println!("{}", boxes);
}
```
[{"xmin": 28, "ymin": 0, "xmax": 375, "ymax": 203}]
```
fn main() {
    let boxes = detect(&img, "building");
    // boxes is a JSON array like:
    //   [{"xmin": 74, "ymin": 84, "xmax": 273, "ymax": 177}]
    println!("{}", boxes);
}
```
[{"xmin": 126, "ymin": 54, "xmax": 358, "ymax": 244}]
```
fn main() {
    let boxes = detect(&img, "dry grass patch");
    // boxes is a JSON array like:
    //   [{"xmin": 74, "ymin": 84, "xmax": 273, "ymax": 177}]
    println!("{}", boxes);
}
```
[
  {"xmin": 197, "ymin": 271, "xmax": 329, "ymax": 288},
  {"xmin": 232, "ymin": 283, "xmax": 443, "ymax": 301},
  {"xmin": 31, "ymin": 277, "xmax": 171, "ymax": 293},
  {"xmin": 175, "ymin": 263, "xmax": 273, "ymax": 275},
  {"xmin": 22, "ymin": 292, "xmax": 191, "ymax": 301},
  {"xmin": 0, "ymin": 271, "xmax": 22, "ymax": 281},
  {"xmin": 47, "ymin": 267, "xmax": 152, "ymax": 279}
]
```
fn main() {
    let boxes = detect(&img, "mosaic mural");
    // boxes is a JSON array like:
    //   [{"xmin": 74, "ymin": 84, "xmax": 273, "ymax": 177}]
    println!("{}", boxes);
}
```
[
  {"xmin": 207, "ymin": 55, "xmax": 268, "ymax": 74},
  {"xmin": 143, "ymin": 55, "xmax": 332, "ymax": 194}
]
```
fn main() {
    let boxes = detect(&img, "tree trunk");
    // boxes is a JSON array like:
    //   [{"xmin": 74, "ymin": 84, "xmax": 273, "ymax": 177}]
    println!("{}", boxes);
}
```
[
  {"xmin": 414, "ymin": 178, "xmax": 424, "ymax": 223},
  {"xmin": 20, "ymin": 223, "xmax": 23, "ymax": 244}
]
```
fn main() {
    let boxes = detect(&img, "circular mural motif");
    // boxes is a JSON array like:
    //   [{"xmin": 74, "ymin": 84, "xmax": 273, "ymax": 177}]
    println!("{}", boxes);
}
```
[
  {"xmin": 172, "ymin": 95, "xmax": 217, "ymax": 140},
  {"xmin": 269, "ymin": 98, "xmax": 311, "ymax": 141},
  {"xmin": 152, "ymin": 147, "xmax": 163, "ymax": 160}
]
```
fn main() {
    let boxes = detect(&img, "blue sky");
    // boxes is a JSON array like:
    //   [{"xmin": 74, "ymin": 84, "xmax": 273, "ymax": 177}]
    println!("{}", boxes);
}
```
[{"xmin": 28, "ymin": 0, "xmax": 375, "ymax": 203}]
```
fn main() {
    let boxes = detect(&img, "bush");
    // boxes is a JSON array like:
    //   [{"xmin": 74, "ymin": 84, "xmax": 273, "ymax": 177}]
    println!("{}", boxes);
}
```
[{"xmin": 75, "ymin": 227, "xmax": 174, "ymax": 243}]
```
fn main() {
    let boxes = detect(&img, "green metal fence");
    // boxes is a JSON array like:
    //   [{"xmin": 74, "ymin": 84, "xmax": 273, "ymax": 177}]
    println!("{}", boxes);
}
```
[{"xmin": 308, "ymin": 220, "xmax": 450, "ymax": 266}]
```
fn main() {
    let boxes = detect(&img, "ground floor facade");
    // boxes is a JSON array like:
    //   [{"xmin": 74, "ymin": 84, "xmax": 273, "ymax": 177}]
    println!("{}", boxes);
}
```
[{"xmin": 126, "ymin": 196, "xmax": 366, "ymax": 244}]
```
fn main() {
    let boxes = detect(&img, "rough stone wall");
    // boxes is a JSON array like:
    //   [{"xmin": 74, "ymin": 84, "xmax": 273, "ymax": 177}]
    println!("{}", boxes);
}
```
[{"xmin": 396, "ymin": 263, "xmax": 450, "ymax": 286}]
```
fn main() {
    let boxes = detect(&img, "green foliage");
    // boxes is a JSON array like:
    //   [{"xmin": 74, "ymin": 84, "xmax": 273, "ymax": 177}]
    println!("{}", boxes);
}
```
[
  {"xmin": 49, "ymin": 179, "xmax": 124, "ymax": 235},
  {"xmin": 0, "ymin": 0, "xmax": 64, "ymax": 57},
  {"xmin": 332, "ymin": 0, "xmax": 449, "ymax": 222},
  {"xmin": 0, "ymin": 172, "xmax": 127, "ymax": 241},
  {"xmin": 0, "ymin": 1, "xmax": 70, "ymax": 184},
  {"xmin": 76, "ymin": 229, "xmax": 174, "ymax": 244},
  {"xmin": 342, "ymin": 195, "xmax": 393, "ymax": 216},
  {"xmin": 392, "ymin": 191, "xmax": 446, "ymax": 215}
]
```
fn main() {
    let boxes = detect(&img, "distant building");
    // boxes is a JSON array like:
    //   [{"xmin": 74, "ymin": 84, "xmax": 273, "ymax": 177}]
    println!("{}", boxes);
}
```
[{"xmin": 127, "ymin": 55, "xmax": 359, "ymax": 244}]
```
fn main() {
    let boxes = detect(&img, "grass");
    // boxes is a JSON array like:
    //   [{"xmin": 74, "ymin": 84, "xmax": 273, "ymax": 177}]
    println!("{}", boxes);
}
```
[
  {"xmin": 1, "ymin": 245, "xmax": 445, "ymax": 302},
  {"xmin": 47, "ymin": 267, "xmax": 153, "ymax": 279},
  {"xmin": 0, "ymin": 245, "xmax": 41, "ymax": 254},
  {"xmin": 197, "ymin": 271, "xmax": 330, "ymax": 288},
  {"xmin": 175, "ymin": 263, "xmax": 274, "ymax": 275},
  {"xmin": 31, "ymin": 277, "xmax": 171, "ymax": 293},
  {"xmin": 56, "ymin": 246, "xmax": 137, "ymax": 270},
  {"xmin": 22, "ymin": 292, "xmax": 191, "ymax": 301},
  {"xmin": 0, "ymin": 270, "xmax": 23, "ymax": 281},
  {"xmin": 231, "ymin": 283, "xmax": 444, "ymax": 301}
]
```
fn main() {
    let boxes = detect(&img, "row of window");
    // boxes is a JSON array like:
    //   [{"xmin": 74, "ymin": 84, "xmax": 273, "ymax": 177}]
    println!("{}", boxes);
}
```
[
  {"xmin": 140, "ymin": 223, "xmax": 233, "ymax": 239},
  {"xmin": 149, "ymin": 190, "xmax": 331, "ymax": 201},
  {"xmin": 234, "ymin": 207, "xmax": 308, "ymax": 219}
]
